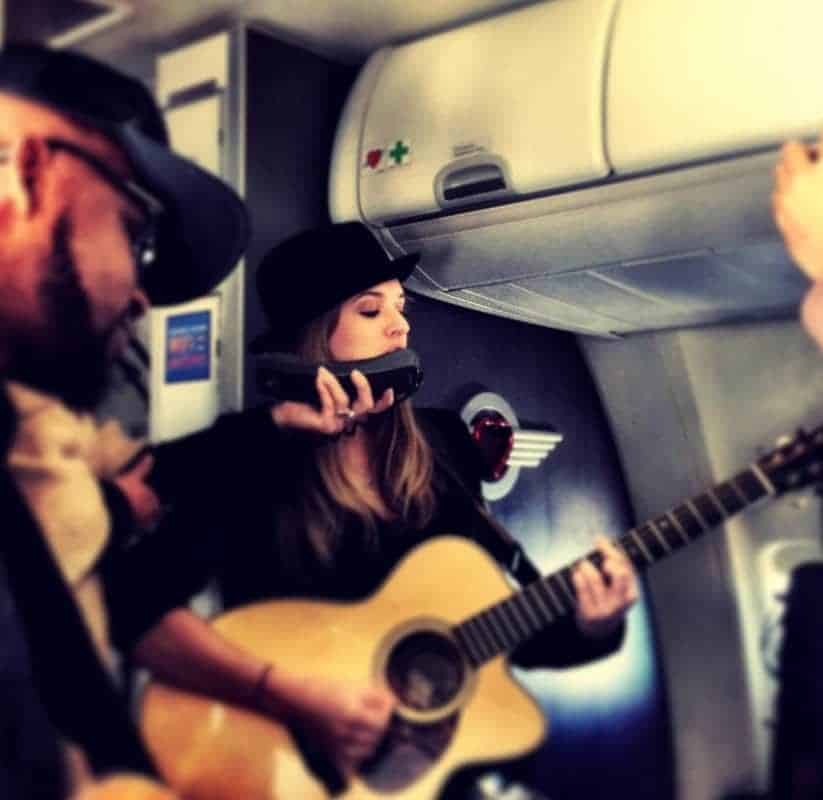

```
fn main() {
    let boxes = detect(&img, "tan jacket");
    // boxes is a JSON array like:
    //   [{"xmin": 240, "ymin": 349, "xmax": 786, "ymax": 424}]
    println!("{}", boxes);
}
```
[{"xmin": 5, "ymin": 381, "xmax": 144, "ymax": 672}]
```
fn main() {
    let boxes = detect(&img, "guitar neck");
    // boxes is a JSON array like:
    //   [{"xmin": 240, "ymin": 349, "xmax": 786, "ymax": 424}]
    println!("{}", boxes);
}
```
[{"xmin": 451, "ymin": 462, "xmax": 776, "ymax": 667}]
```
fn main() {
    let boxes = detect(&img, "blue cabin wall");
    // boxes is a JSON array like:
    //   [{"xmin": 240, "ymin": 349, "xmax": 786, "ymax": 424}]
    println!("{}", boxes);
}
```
[{"xmin": 410, "ymin": 295, "xmax": 674, "ymax": 799}]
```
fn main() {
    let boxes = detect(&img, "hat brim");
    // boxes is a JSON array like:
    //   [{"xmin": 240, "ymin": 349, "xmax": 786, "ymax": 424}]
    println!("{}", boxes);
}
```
[
  {"xmin": 248, "ymin": 249, "xmax": 420, "ymax": 355},
  {"xmin": 117, "ymin": 127, "xmax": 250, "ymax": 306},
  {"xmin": 0, "ymin": 44, "xmax": 248, "ymax": 306}
]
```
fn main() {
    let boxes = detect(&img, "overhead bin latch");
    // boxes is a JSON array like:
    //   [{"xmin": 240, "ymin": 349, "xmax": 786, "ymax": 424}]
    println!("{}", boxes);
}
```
[{"xmin": 434, "ymin": 154, "xmax": 513, "ymax": 209}]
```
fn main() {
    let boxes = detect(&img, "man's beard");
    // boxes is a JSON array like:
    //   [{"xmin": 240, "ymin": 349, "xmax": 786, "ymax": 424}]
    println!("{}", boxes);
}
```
[{"xmin": 7, "ymin": 214, "xmax": 115, "ymax": 411}]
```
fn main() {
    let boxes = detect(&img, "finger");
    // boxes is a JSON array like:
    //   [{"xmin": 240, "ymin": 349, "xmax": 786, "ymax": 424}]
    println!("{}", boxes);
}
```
[
  {"xmin": 315, "ymin": 370, "xmax": 334, "ymax": 416},
  {"xmin": 572, "ymin": 561, "xmax": 598, "ymax": 616},
  {"xmin": 343, "ymin": 729, "xmax": 382, "ymax": 756},
  {"xmin": 781, "ymin": 140, "xmax": 812, "ymax": 176},
  {"xmin": 143, "ymin": 485, "xmax": 161, "ymax": 509},
  {"xmin": 132, "ymin": 452, "xmax": 155, "ymax": 479},
  {"xmin": 601, "ymin": 552, "xmax": 630, "ymax": 588},
  {"xmin": 350, "ymin": 370, "xmax": 375, "ymax": 415},
  {"xmin": 573, "ymin": 577, "xmax": 596, "ymax": 624},
  {"xmin": 345, "ymin": 724, "xmax": 383, "ymax": 747},
  {"xmin": 774, "ymin": 157, "xmax": 790, "ymax": 193},
  {"xmin": 360, "ymin": 702, "xmax": 393, "ymax": 732},
  {"xmin": 364, "ymin": 687, "xmax": 395, "ymax": 711},
  {"xmin": 116, "ymin": 446, "xmax": 152, "ymax": 478},
  {"xmin": 623, "ymin": 577, "xmax": 639, "ymax": 606},
  {"xmin": 277, "ymin": 400, "xmax": 331, "ymax": 432},
  {"xmin": 581, "ymin": 560, "xmax": 608, "ymax": 609},
  {"xmin": 597, "ymin": 535, "xmax": 632, "ymax": 569},
  {"xmin": 342, "ymin": 743, "xmax": 375, "ymax": 769},
  {"xmin": 578, "ymin": 554, "xmax": 606, "ymax": 583},
  {"xmin": 348, "ymin": 703, "xmax": 391, "ymax": 735},
  {"xmin": 598, "ymin": 538, "xmax": 631, "ymax": 574},
  {"xmin": 334, "ymin": 754, "xmax": 356, "ymax": 779},
  {"xmin": 372, "ymin": 388, "xmax": 395, "ymax": 414},
  {"xmin": 601, "ymin": 564, "xmax": 631, "ymax": 608},
  {"xmin": 592, "ymin": 534, "xmax": 613, "ymax": 555},
  {"xmin": 801, "ymin": 283, "xmax": 823, "ymax": 349},
  {"xmin": 605, "ymin": 560, "xmax": 638, "ymax": 610},
  {"xmin": 772, "ymin": 190, "xmax": 787, "ymax": 231},
  {"xmin": 316, "ymin": 372, "xmax": 346, "ymax": 432},
  {"xmin": 318, "ymin": 366, "xmax": 351, "ymax": 414},
  {"xmin": 597, "ymin": 551, "xmax": 634, "ymax": 609},
  {"xmin": 774, "ymin": 150, "xmax": 797, "ymax": 193}
]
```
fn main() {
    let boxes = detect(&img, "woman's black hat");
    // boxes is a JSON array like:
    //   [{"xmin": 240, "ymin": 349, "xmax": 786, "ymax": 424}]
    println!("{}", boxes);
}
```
[{"xmin": 249, "ymin": 222, "xmax": 418, "ymax": 354}]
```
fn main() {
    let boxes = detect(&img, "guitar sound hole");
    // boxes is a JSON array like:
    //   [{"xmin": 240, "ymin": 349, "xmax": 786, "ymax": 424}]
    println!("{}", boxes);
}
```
[{"xmin": 385, "ymin": 630, "xmax": 465, "ymax": 712}]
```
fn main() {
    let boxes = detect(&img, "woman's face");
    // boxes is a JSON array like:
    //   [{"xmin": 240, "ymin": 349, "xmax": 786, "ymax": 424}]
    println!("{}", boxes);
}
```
[{"xmin": 328, "ymin": 279, "xmax": 409, "ymax": 361}]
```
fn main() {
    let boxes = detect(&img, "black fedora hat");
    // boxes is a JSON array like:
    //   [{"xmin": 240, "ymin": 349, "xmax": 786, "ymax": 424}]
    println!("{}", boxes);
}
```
[
  {"xmin": 249, "ymin": 222, "xmax": 419, "ymax": 354},
  {"xmin": 0, "ymin": 43, "xmax": 249, "ymax": 306}
]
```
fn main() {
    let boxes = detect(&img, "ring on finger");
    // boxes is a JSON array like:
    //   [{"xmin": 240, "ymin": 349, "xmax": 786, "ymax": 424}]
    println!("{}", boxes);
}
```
[{"xmin": 336, "ymin": 408, "xmax": 356, "ymax": 420}]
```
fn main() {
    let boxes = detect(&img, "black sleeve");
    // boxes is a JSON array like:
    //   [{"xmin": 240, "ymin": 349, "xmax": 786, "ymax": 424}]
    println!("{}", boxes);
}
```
[
  {"xmin": 0, "ymin": 562, "xmax": 68, "ymax": 800},
  {"xmin": 99, "ymin": 480, "xmax": 136, "ymax": 550},
  {"xmin": 511, "ymin": 614, "xmax": 625, "ymax": 669},
  {"xmin": 103, "ymin": 407, "xmax": 281, "ymax": 653},
  {"xmin": 149, "ymin": 407, "xmax": 277, "ymax": 502},
  {"xmin": 419, "ymin": 407, "xmax": 626, "ymax": 670}
]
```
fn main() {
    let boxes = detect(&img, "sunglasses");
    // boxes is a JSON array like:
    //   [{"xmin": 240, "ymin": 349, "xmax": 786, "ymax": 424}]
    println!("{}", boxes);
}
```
[{"xmin": 44, "ymin": 137, "xmax": 165, "ymax": 284}]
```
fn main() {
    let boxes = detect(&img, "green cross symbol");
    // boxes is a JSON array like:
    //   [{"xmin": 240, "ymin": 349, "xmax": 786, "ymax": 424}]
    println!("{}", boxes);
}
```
[{"xmin": 389, "ymin": 140, "xmax": 410, "ymax": 164}]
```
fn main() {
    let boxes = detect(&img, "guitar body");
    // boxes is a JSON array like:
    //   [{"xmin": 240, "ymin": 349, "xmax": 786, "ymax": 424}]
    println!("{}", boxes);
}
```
[
  {"xmin": 141, "ymin": 537, "xmax": 546, "ymax": 800},
  {"xmin": 76, "ymin": 775, "xmax": 178, "ymax": 800}
]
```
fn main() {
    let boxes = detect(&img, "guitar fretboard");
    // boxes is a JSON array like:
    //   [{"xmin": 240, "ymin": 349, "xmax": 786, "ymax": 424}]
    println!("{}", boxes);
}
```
[{"xmin": 451, "ymin": 463, "xmax": 774, "ymax": 667}]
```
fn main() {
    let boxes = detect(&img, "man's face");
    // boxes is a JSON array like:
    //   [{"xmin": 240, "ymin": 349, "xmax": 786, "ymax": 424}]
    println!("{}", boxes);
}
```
[{"xmin": 0, "ymin": 130, "xmax": 150, "ymax": 409}]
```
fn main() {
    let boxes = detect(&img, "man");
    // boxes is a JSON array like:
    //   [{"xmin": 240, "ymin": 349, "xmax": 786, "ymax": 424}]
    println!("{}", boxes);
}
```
[
  {"xmin": 0, "ymin": 43, "xmax": 249, "ymax": 796},
  {"xmin": 773, "ymin": 134, "xmax": 823, "ymax": 347}
]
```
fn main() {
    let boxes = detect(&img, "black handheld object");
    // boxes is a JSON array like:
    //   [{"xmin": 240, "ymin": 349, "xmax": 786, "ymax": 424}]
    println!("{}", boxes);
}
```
[{"xmin": 255, "ymin": 348, "xmax": 424, "ymax": 406}]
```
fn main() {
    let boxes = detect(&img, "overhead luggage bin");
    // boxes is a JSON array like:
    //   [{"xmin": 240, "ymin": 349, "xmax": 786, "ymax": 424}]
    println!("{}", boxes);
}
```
[
  {"xmin": 329, "ymin": 0, "xmax": 812, "ymax": 337},
  {"xmin": 330, "ymin": 0, "xmax": 619, "ymax": 224},
  {"xmin": 607, "ymin": 0, "xmax": 823, "ymax": 174}
]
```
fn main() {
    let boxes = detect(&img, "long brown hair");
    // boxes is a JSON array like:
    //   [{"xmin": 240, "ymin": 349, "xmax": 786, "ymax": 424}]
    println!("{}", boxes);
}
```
[{"xmin": 281, "ymin": 304, "xmax": 436, "ymax": 576}]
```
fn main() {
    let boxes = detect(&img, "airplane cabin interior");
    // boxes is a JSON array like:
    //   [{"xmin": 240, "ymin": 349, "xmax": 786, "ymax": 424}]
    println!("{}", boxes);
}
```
[{"xmin": 4, "ymin": 2, "xmax": 823, "ymax": 799}]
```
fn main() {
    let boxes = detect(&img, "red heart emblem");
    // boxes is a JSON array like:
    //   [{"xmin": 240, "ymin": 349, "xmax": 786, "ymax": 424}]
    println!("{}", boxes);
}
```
[
  {"xmin": 365, "ymin": 149, "xmax": 383, "ymax": 169},
  {"xmin": 470, "ymin": 411, "xmax": 514, "ymax": 481}
]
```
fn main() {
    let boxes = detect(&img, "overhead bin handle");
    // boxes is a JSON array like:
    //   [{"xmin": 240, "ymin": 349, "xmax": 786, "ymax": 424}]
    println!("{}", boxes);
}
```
[{"xmin": 435, "ymin": 154, "xmax": 513, "ymax": 209}]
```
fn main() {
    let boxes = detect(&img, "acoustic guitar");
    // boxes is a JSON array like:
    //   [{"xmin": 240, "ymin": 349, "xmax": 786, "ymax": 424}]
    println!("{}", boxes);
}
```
[
  {"xmin": 75, "ymin": 774, "xmax": 178, "ymax": 799},
  {"xmin": 141, "ymin": 424, "xmax": 823, "ymax": 799}
]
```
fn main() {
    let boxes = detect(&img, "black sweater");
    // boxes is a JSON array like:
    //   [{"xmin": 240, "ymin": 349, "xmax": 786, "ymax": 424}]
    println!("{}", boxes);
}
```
[{"xmin": 106, "ymin": 406, "xmax": 623, "ymax": 670}]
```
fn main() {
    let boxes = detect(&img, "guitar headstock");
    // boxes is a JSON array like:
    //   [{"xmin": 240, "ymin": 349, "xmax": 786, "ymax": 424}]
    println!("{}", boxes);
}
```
[{"xmin": 757, "ymin": 425, "xmax": 823, "ymax": 494}]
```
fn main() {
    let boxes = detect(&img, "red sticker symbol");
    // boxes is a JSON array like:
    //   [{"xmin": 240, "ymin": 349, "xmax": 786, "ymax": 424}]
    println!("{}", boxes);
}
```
[{"xmin": 365, "ymin": 149, "xmax": 383, "ymax": 169}]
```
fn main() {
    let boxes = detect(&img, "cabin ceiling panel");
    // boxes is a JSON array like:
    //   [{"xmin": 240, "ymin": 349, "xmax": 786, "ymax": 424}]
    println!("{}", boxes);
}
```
[{"xmin": 6, "ymin": 0, "xmax": 541, "ymax": 66}]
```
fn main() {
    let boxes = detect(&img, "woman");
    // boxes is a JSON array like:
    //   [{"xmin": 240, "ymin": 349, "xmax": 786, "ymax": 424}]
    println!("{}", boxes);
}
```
[{"xmin": 104, "ymin": 222, "xmax": 637, "ymax": 787}]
